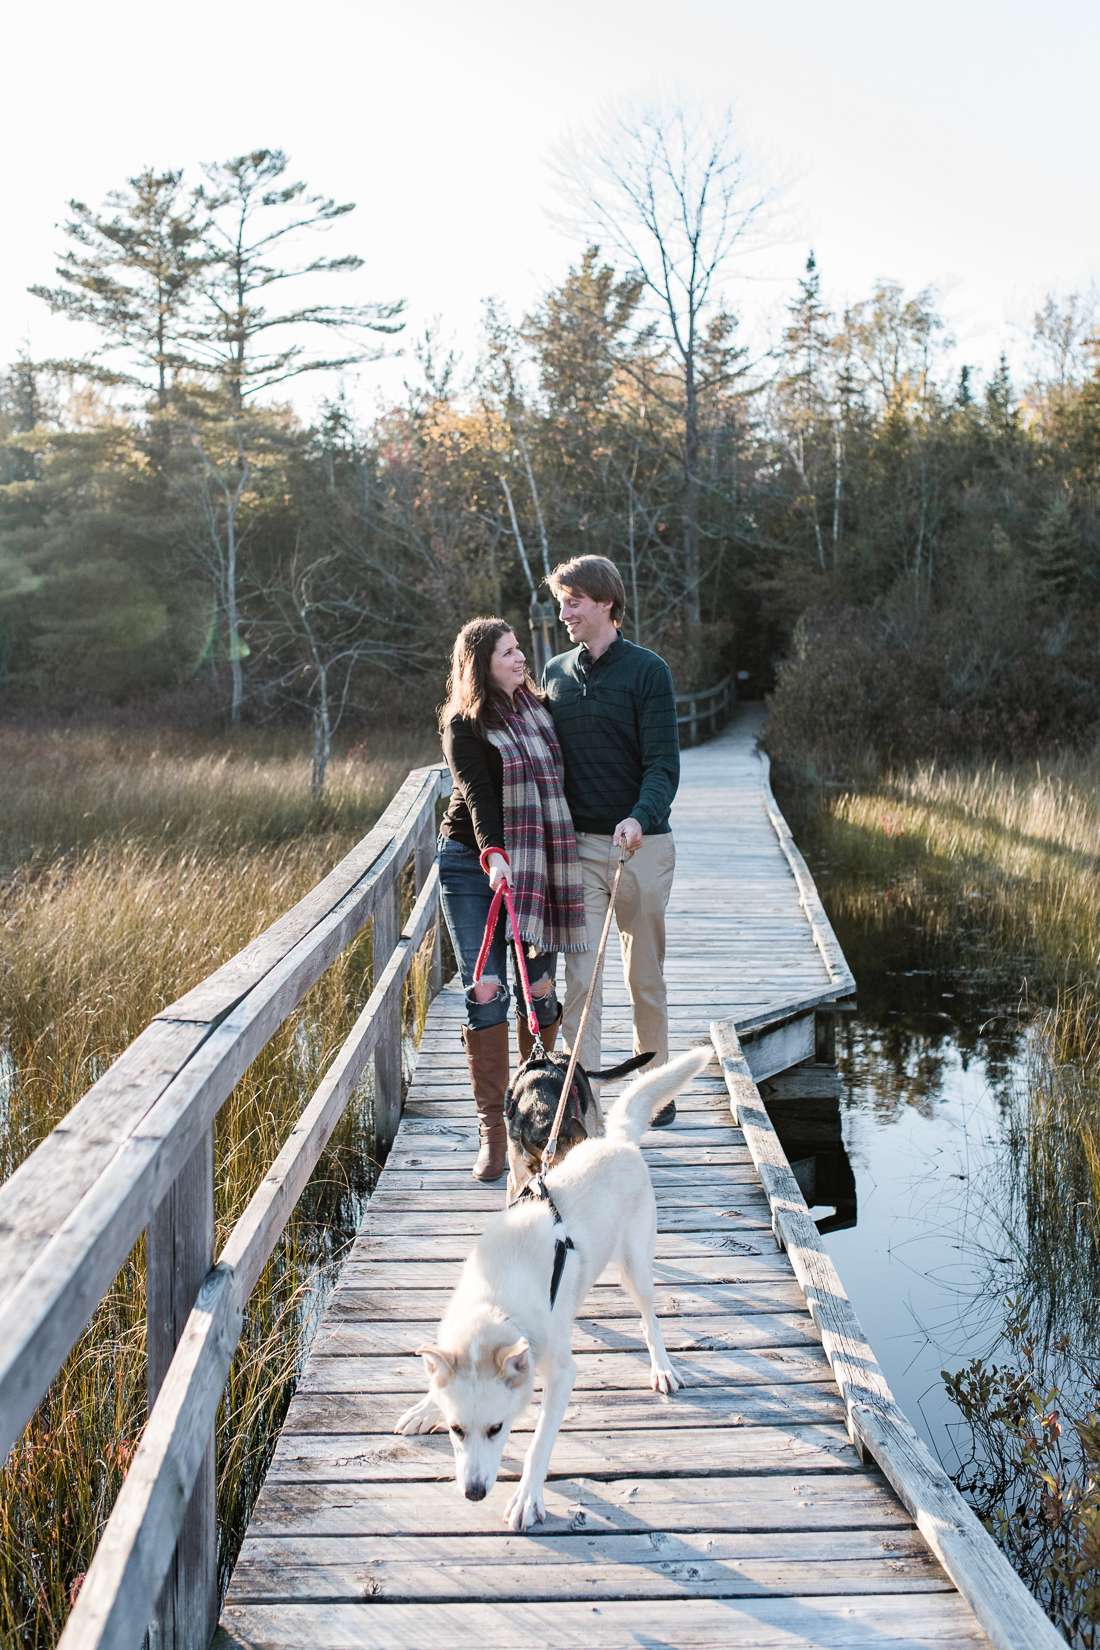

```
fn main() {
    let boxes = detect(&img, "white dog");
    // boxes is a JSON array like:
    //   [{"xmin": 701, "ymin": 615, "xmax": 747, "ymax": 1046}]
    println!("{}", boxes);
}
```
[{"xmin": 394, "ymin": 1045, "xmax": 713, "ymax": 1532}]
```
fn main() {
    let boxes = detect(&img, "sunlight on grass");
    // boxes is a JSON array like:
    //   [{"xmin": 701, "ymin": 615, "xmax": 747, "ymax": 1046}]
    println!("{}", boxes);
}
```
[{"xmin": 0, "ymin": 724, "xmax": 441, "ymax": 1647}]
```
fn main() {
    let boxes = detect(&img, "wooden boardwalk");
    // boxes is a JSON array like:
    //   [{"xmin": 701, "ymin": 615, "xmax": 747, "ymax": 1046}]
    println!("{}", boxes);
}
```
[{"xmin": 218, "ymin": 708, "xmax": 996, "ymax": 1649}]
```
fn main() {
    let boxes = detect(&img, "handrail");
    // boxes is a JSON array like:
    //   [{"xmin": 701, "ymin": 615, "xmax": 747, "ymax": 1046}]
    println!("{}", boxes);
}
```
[
  {"xmin": 674, "ymin": 674, "xmax": 731, "ymax": 745},
  {"xmin": 0, "ymin": 760, "xmax": 452, "ymax": 1648}
]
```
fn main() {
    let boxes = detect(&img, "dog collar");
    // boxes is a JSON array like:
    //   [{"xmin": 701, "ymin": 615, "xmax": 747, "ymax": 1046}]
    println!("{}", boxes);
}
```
[{"xmin": 508, "ymin": 1174, "xmax": 576, "ymax": 1309}]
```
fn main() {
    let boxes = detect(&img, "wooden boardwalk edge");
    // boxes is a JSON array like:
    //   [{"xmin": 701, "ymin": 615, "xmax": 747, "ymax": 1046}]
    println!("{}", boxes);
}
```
[{"xmin": 710, "ymin": 1018, "xmax": 1063, "ymax": 1650}]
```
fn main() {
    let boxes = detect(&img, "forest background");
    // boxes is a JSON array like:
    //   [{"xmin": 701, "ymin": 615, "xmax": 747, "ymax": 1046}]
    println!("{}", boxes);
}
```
[{"xmin": 4, "ymin": 129, "xmax": 1100, "ymax": 782}]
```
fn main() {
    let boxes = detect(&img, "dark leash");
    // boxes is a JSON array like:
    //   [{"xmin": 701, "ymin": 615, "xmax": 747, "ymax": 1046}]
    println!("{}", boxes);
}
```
[
  {"xmin": 509, "ymin": 1173, "xmax": 574, "ymax": 1308},
  {"xmin": 478, "ymin": 844, "xmax": 631, "ymax": 1306}
]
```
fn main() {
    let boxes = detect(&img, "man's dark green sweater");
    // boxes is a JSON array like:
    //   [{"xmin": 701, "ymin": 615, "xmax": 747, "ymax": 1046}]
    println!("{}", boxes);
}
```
[{"xmin": 541, "ymin": 634, "xmax": 680, "ymax": 835}]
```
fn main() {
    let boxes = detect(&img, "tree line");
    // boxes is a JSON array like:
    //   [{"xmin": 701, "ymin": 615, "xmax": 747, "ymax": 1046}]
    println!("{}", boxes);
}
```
[{"xmin": 3, "ymin": 112, "xmax": 1100, "ymax": 784}]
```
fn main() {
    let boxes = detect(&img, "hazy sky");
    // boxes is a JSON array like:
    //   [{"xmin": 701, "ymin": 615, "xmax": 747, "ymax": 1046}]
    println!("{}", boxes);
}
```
[{"xmin": 4, "ymin": 0, "xmax": 1097, "ymax": 418}]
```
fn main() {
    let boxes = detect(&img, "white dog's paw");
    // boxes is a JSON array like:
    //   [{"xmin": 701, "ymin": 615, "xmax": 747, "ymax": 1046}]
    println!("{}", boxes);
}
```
[
  {"xmin": 651, "ymin": 1362, "xmax": 681, "ymax": 1395},
  {"xmin": 394, "ymin": 1395, "xmax": 440, "ymax": 1435},
  {"xmin": 504, "ymin": 1479, "xmax": 546, "ymax": 1531}
]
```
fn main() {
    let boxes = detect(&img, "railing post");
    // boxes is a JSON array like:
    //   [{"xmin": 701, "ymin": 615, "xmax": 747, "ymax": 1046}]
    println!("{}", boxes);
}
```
[
  {"xmin": 689, "ymin": 695, "xmax": 698, "ymax": 747},
  {"xmin": 146, "ymin": 1128, "xmax": 216, "ymax": 1650},
  {"xmin": 373, "ymin": 872, "xmax": 402, "ymax": 1151},
  {"xmin": 709, "ymin": 687, "xmax": 718, "ymax": 737},
  {"xmin": 415, "ymin": 813, "xmax": 442, "ymax": 1001}
]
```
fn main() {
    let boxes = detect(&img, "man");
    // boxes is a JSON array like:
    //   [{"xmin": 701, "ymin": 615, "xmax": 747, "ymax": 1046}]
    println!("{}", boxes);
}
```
[{"xmin": 541, "ymin": 555, "xmax": 681, "ymax": 1122}]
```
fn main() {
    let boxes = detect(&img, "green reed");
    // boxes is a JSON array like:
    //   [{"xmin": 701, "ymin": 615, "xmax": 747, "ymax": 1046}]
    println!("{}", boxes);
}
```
[{"xmin": 0, "ymin": 724, "xmax": 440, "ymax": 1646}]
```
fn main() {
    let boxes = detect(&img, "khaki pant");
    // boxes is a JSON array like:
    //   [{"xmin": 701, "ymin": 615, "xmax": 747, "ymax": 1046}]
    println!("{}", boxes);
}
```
[{"xmin": 563, "ymin": 832, "xmax": 676, "ymax": 1077}]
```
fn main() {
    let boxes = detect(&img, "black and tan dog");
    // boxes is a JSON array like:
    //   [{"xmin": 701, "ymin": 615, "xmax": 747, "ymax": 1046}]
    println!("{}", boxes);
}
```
[{"xmin": 504, "ymin": 1050, "xmax": 655, "ymax": 1199}]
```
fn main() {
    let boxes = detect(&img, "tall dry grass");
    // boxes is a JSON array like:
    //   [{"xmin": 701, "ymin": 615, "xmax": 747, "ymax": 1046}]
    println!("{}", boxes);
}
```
[
  {"xmin": 0, "ymin": 724, "xmax": 441, "ymax": 1647},
  {"xmin": 816, "ymin": 758, "xmax": 1100, "ymax": 999}
]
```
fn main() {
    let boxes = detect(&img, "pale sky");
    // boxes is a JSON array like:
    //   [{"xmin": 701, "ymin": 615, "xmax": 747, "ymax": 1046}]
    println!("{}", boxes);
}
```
[{"xmin": 3, "ymin": 0, "xmax": 1097, "ymax": 420}]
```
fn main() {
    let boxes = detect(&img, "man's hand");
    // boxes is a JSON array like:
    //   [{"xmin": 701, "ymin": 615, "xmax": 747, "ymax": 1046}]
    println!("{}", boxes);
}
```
[
  {"xmin": 485, "ymin": 851, "xmax": 510, "ymax": 891},
  {"xmin": 613, "ymin": 817, "xmax": 643, "ymax": 854}
]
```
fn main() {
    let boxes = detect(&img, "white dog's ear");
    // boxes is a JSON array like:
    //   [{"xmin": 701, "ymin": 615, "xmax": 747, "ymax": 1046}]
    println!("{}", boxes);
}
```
[
  {"xmin": 417, "ymin": 1344, "xmax": 455, "ymax": 1384},
  {"xmin": 496, "ymin": 1339, "xmax": 530, "ymax": 1387}
]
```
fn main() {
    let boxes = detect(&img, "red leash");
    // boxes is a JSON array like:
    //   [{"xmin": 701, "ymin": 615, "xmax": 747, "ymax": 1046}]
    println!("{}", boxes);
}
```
[{"xmin": 472, "ymin": 879, "xmax": 542, "ymax": 1050}]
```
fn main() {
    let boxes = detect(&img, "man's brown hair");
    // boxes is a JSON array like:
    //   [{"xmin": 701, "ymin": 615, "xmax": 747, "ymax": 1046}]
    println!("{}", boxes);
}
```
[{"xmin": 548, "ymin": 555, "xmax": 626, "ymax": 627}]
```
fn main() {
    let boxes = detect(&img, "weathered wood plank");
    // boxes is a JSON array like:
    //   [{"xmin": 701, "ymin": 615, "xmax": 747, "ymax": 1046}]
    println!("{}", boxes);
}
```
[
  {"xmin": 263, "ymin": 1422, "xmax": 860, "ymax": 1483},
  {"xmin": 234, "ymin": 1528, "xmax": 935, "ymax": 1582},
  {"xmin": 309, "ymin": 1312, "xmax": 825, "ymax": 1359},
  {"xmin": 324, "ymin": 1281, "xmax": 810, "ymax": 1321},
  {"xmin": 237, "ymin": 1470, "xmax": 916, "ymax": 1539},
  {"xmin": 228, "ymin": 1534, "xmax": 950, "ymax": 1604},
  {"xmin": 297, "ymin": 1346, "xmax": 834, "ymax": 1395},
  {"xmin": 281, "ymin": 1383, "xmax": 847, "ymax": 1435},
  {"xmin": 216, "ymin": 1593, "xmax": 995, "ymax": 1649}
]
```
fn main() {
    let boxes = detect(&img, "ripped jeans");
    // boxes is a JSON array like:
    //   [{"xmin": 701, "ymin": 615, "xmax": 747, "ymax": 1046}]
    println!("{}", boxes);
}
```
[{"xmin": 437, "ymin": 835, "xmax": 560, "ymax": 1031}]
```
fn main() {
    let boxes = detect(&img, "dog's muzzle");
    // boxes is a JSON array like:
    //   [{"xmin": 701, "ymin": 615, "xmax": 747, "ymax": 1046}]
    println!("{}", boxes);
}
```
[{"xmin": 464, "ymin": 1480, "xmax": 488, "ymax": 1502}]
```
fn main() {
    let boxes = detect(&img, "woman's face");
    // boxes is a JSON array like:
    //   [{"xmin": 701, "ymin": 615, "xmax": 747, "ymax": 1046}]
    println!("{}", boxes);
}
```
[{"xmin": 488, "ymin": 629, "xmax": 526, "ymax": 698}]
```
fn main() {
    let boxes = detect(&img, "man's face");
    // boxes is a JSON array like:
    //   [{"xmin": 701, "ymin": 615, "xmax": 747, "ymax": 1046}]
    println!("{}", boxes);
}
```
[{"xmin": 557, "ymin": 587, "xmax": 614, "ymax": 648}]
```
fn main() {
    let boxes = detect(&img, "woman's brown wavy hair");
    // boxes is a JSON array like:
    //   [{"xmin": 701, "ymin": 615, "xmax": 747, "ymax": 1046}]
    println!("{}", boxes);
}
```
[{"xmin": 438, "ymin": 618, "xmax": 540, "ymax": 740}]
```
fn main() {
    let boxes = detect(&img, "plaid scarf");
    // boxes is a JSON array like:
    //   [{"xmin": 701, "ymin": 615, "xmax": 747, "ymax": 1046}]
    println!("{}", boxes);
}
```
[{"xmin": 487, "ymin": 689, "xmax": 588, "ymax": 955}]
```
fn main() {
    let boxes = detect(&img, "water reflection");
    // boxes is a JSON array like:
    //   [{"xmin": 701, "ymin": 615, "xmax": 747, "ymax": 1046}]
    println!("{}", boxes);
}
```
[
  {"xmin": 759, "ymin": 1076, "xmax": 858, "ymax": 1233},
  {"xmin": 802, "ymin": 860, "xmax": 1035, "ymax": 1467}
]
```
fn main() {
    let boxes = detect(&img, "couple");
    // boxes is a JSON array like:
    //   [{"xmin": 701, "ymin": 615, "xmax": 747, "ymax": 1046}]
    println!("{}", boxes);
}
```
[{"xmin": 437, "ymin": 554, "xmax": 680, "ymax": 1180}]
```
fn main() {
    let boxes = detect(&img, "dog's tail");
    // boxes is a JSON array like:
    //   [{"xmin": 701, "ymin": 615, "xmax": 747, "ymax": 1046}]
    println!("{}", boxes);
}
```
[{"xmin": 605, "ymin": 1046, "xmax": 714, "ymax": 1144}]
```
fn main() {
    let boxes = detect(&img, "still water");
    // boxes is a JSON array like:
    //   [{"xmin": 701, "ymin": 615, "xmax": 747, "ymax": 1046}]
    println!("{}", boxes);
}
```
[{"xmin": 804, "ymin": 860, "xmax": 1032, "ymax": 1471}]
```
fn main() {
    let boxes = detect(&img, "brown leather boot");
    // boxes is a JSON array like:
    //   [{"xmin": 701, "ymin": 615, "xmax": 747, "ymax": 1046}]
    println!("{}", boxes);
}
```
[
  {"xmin": 516, "ymin": 1008, "xmax": 562, "ymax": 1065},
  {"xmin": 462, "ymin": 1021, "xmax": 510, "ymax": 1181}
]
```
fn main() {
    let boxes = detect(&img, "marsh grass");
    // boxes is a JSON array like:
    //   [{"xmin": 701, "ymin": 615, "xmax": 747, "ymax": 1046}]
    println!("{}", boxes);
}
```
[
  {"xmin": 0, "ymin": 723, "xmax": 441, "ymax": 1647},
  {"xmin": 813, "ymin": 758, "xmax": 1100, "ymax": 1000}
]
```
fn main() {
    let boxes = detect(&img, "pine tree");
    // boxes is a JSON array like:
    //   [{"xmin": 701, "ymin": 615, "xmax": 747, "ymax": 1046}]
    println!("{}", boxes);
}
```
[
  {"xmin": 190, "ymin": 150, "xmax": 404, "ymax": 410},
  {"xmin": 1032, "ymin": 497, "xmax": 1082, "ymax": 596},
  {"xmin": 29, "ymin": 170, "xmax": 206, "ymax": 418}
]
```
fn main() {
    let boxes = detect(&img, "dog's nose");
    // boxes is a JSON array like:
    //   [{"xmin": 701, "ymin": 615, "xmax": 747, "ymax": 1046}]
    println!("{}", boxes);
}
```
[{"xmin": 464, "ymin": 1481, "xmax": 487, "ymax": 1502}]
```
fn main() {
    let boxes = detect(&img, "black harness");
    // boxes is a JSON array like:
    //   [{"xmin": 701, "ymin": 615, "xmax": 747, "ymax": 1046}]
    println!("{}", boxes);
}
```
[{"xmin": 509, "ymin": 1173, "xmax": 575, "ymax": 1309}]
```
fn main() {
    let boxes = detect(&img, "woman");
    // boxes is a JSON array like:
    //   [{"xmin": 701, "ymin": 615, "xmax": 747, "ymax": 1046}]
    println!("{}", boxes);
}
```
[{"xmin": 438, "ymin": 618, "xmax": 587, "ymax": 1181}]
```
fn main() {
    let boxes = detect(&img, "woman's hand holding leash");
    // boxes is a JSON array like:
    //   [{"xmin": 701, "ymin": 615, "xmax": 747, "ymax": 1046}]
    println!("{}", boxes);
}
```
[{"xmin": 484, "ymin": 851, "xmax": 510, "ymax": 891}]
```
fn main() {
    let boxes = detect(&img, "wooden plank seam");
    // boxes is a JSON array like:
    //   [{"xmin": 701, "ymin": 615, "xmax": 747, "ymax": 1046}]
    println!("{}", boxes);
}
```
[{"xmin": 710, "ymin": 1017, "xmax": 1063, "ymax": 1650}]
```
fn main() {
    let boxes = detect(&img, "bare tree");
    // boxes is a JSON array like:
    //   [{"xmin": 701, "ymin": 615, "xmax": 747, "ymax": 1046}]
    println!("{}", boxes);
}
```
[
  {"xmin": 257, "ymin": 548, "xmax": 367, "ymax": 796},
  {"xmin": 553, "ymin": 98, "xmax": 771, "ymax": 623}
]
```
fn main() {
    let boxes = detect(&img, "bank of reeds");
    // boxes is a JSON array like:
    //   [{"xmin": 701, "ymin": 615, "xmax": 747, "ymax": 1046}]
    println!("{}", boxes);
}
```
[
  {"xmin": 0, "ymin": 725, "xmax": 440, "ymax": 1647},
  {"xmin": 811, "ymin": 757, "xmax": 1100, "ymax": 1001}
]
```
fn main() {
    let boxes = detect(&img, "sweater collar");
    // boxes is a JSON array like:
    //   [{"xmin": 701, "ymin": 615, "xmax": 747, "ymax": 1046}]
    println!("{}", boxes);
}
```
[{"xmin": 578, "ymin": 633, "xmax": 625, "ymax": 672}]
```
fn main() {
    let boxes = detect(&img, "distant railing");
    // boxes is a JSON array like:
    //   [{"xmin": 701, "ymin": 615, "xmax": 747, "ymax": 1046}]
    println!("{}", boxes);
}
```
[
  {"xmin": 0, "ymin": 764, "xmax": 453, "ymax": 1650},
  {"xmin": 675, "ymin": 675, "xmax": 732, "ymax": 746}
]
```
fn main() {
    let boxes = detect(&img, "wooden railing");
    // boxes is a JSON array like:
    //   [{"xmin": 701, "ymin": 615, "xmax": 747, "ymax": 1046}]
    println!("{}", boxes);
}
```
[
  {"xmin": 0, "ymin": 763, "xmax": 452, "ymax": 1650},
  {"xmin": 675, "ymin": 675, "xmax": 732, "ymax": 745}
]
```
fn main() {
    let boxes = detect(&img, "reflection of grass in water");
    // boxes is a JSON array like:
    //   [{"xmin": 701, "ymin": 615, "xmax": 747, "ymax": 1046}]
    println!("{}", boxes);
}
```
[
  {"xmin": 1008, "ymin": 997, "xmax": 1100, "ymax": 1349},
  {"xmin": 0, "ymin": 727, "xmax": 440, "ymax": 1647}
]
